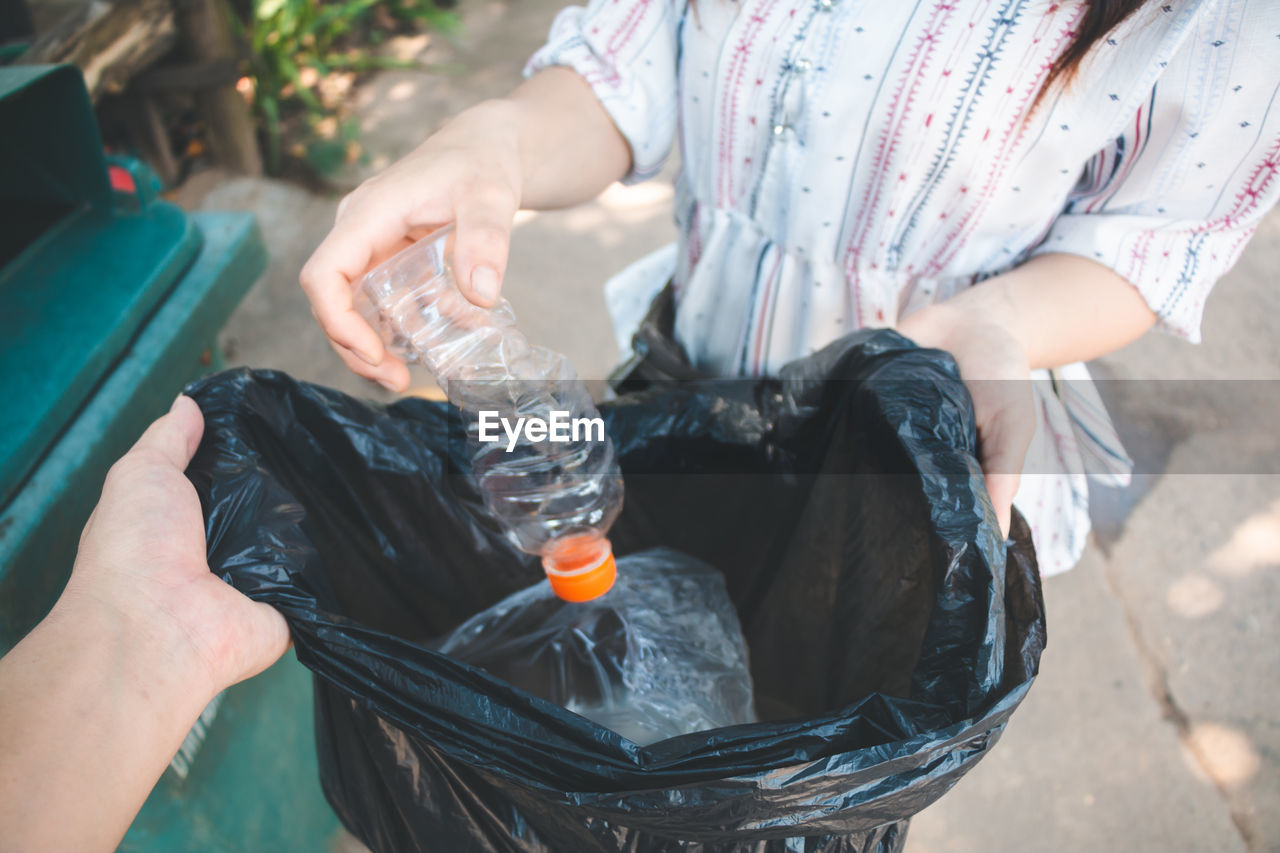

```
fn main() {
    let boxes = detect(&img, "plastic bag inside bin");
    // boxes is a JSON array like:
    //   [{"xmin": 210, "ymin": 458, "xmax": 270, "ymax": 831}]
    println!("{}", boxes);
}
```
[
  {"xmin": 185, "ymin": 328, "xmax": 1045, "ymax": 853},
  {"xmin": 436, "ymin": 547, "xmax": 756, "ymax": 746}
]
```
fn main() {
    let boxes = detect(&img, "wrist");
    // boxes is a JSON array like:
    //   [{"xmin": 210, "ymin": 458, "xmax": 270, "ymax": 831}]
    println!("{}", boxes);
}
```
[
  {"xmin": 444, "ymin": 99, "xmax": 526, "ymax": 204},
  {"xmin": 0, "ymin": 573, "xmax": 222, "ymax": 851},
  {"xmin": 898, "ymin": 299, "xmax": 969, "ymax": 352},
  {"xmin": 905, "ymin": 278, "xmax": 1031, "ymax": 365},
  {"xmin": 900, "ymin": 298, "xmax": 1031, "ymax": 382},
  {"xmin": 51, "ymin": 577, "xmax": 222, "ymax": 711}
]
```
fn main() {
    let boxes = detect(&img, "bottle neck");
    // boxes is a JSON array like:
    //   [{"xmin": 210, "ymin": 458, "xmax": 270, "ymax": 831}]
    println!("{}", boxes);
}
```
[
  {"xmin": 542, "ymin": 534, "xmax": 612, "ymax": 576},
  {"xmin": 542, "ymin": 534, "xmax": 616, "ymax": 602}
]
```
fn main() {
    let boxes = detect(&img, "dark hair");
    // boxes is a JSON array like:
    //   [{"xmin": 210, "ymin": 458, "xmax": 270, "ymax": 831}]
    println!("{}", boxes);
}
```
[{"xmin": 1034, "ymin": 0, "xmax": 1150, "ymax": 110}]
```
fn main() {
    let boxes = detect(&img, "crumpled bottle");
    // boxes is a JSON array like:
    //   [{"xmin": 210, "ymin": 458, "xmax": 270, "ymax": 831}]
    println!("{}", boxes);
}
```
[
  {"xmin": 355, "ymin": 226, "xmax": 624, "ymax": 601},
  {"xmin": 435, "ymin": 547, "xmax": 757, "ymax": 746}
]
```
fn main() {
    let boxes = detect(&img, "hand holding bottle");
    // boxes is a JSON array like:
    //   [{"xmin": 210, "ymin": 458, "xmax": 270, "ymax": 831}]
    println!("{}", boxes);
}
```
[{"xmin": 299, "ymin": 68, "xmax": 632, "ymax": 393}]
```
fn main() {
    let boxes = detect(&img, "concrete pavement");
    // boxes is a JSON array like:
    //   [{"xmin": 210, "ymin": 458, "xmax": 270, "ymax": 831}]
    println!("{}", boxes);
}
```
[{"xmin": 177, "ymin": 0, "xmax": 1279, "ymax": 848}]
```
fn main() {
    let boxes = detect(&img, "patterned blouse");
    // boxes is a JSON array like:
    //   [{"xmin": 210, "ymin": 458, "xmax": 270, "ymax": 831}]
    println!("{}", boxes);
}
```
[{"xmin": 527, "ymin": 0, "xmax": 1280, "ymax": 574}]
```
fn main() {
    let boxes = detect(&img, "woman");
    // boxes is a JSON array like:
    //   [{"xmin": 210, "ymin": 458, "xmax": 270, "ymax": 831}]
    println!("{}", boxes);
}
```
[{"xmin": 301, "ymin": 0, "xmax": 1280, "ymax": 575}]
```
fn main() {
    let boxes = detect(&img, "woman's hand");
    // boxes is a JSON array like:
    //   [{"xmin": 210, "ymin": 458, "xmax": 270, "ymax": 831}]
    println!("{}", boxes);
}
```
[
  {"xmin": 299, "ymin": 68, "xmax": 633, "ymax": 394},
  {"xmin": 898, "ymin": 294, "xmax": 1035, "ymax": 540},
  {"xmin": 300, "ymin": 100, "xmax": 525, "ymax": 393},
  {"xmin": 898, "ymin": 252, "xmax": 1158, "ymax": 539}
]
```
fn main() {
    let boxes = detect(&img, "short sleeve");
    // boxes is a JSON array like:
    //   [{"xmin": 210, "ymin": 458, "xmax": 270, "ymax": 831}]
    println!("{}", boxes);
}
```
[
  {"xmin": 1032, "ymin": 8, "xmax": 1280, "ymax": 342},
  {"xmin": 525, "ymin": 0, "xmax": 682, "ymax": 184}
]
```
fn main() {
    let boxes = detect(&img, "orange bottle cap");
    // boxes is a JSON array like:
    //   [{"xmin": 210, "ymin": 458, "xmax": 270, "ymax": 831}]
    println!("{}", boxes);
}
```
[{"xmin": 542, "ymin": 537, "xmax": 617, "ymax": 602}]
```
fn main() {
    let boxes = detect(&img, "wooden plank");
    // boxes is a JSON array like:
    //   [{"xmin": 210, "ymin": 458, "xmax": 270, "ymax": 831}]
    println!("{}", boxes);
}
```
[
  {"xmin": 131, "ymin": 57, "xmax": 240, "ymax": 93},
  {"xmin": 19, "ymin": 0, "xmax": 264, "ymax": 177},
  {"xmin": 173, "ymin": 0, "xmax": 262, "ymax": 176},
  {"xmin": 19, "ymin": 0, "xmax": 177, "ymax": 100},
  {"xmin": 123, "ymin": 93, "xmax": 180, "ymax": 185}
]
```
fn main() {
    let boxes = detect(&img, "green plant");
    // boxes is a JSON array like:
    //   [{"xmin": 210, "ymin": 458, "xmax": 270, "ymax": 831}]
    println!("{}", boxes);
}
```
[{"xmin": 230, "ymin": 0, "xmax": 460, "ymax": 175}]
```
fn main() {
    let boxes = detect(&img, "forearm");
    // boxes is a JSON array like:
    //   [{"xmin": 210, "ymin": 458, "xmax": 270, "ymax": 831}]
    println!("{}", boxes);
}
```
[
  {"xmin": 0, "ymin": 597, "xmax": 215, "ymax": 851},
  {"xmin": 915, "ymin": 253, "xmax": 1158, "ymax": 370},
  {"xmin": 463, "ymin": 67, "xmax": 633, "ymax": 210}
]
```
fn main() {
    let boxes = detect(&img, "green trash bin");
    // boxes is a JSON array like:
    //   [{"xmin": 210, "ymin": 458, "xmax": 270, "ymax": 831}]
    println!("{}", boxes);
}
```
[{"xmin": 0, "ymin": 65, "xmax": 341, "ymax": 851}]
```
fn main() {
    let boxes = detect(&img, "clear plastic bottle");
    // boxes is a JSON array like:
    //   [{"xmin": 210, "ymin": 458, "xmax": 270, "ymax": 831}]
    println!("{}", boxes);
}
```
[
  {"xmin": 354, "ymin": 226, "xmax": 624, "ymax": 601},
  {"xmin": 435, "ymin": 547, "xmax": 756, "ymax": 745}
]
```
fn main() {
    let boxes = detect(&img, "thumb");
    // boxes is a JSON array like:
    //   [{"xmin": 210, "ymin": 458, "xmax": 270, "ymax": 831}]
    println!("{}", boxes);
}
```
[
  {"xmin": 977, "ymin": 410, "xmax": 1034, "ymax": 540},
  {"xmin": 234, "ymin": 598, "xmax": 293, "ymax": 684},
  {"xmin": 451, "ymin": 192, "xmax": 516, "ymax": 308},
  {"xmin": 983, "ymin": 471, "xmax": 1020, "ymax": 540},
  {"xmin": 129, "ymin": 395, "xmax": 205, "ymax": 470},
  {"xmin": 199, "ymin": 579, "xmax": 292, "ymax": 689}
]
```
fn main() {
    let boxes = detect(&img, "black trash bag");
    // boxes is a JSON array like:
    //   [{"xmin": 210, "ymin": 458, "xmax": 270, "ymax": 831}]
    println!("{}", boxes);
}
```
[{"xmin": 185, "ymin": 328, "xmax": 1045, "ymax": 853}]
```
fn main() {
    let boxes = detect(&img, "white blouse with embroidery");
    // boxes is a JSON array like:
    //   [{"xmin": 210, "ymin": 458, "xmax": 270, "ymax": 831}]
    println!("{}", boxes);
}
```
[{"xmin": 527, "ymin": 0, "xmax": 1280, "ymax": 574}]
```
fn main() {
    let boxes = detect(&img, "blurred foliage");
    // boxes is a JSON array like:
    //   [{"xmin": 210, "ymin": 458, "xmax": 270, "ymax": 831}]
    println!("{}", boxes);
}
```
[{"xmin": 230, "ymin": 0, "xmax": 460, "ymax": 176}]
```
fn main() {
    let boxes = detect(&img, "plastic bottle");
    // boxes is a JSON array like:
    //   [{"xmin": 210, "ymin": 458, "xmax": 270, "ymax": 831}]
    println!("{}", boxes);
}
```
[
  {"xmin": 353, "ymin": 225, "xmax": 624, "ymax": 601},
  {"xmin": 435, "ymin": 547, "xmax": 756, "ymax": 746}
]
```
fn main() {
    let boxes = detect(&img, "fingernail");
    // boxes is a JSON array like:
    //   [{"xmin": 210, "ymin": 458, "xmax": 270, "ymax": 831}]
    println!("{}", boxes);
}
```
[
  {"xmin": 470, "ymin": 266, "xmax": 500, "ymax": 304},
  {"xmin": 170, "ymin": 393, "xmax": 185, "ymax": 413},
  {"xmin": 378, "ymin": 379, "xmax": 400, "ymax": 394}
]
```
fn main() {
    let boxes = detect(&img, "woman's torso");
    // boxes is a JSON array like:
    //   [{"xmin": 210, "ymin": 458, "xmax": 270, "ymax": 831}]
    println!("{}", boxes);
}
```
[{"xmin": 666, "ymin": 0, "xmax": 1225, "ymax": 373}]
